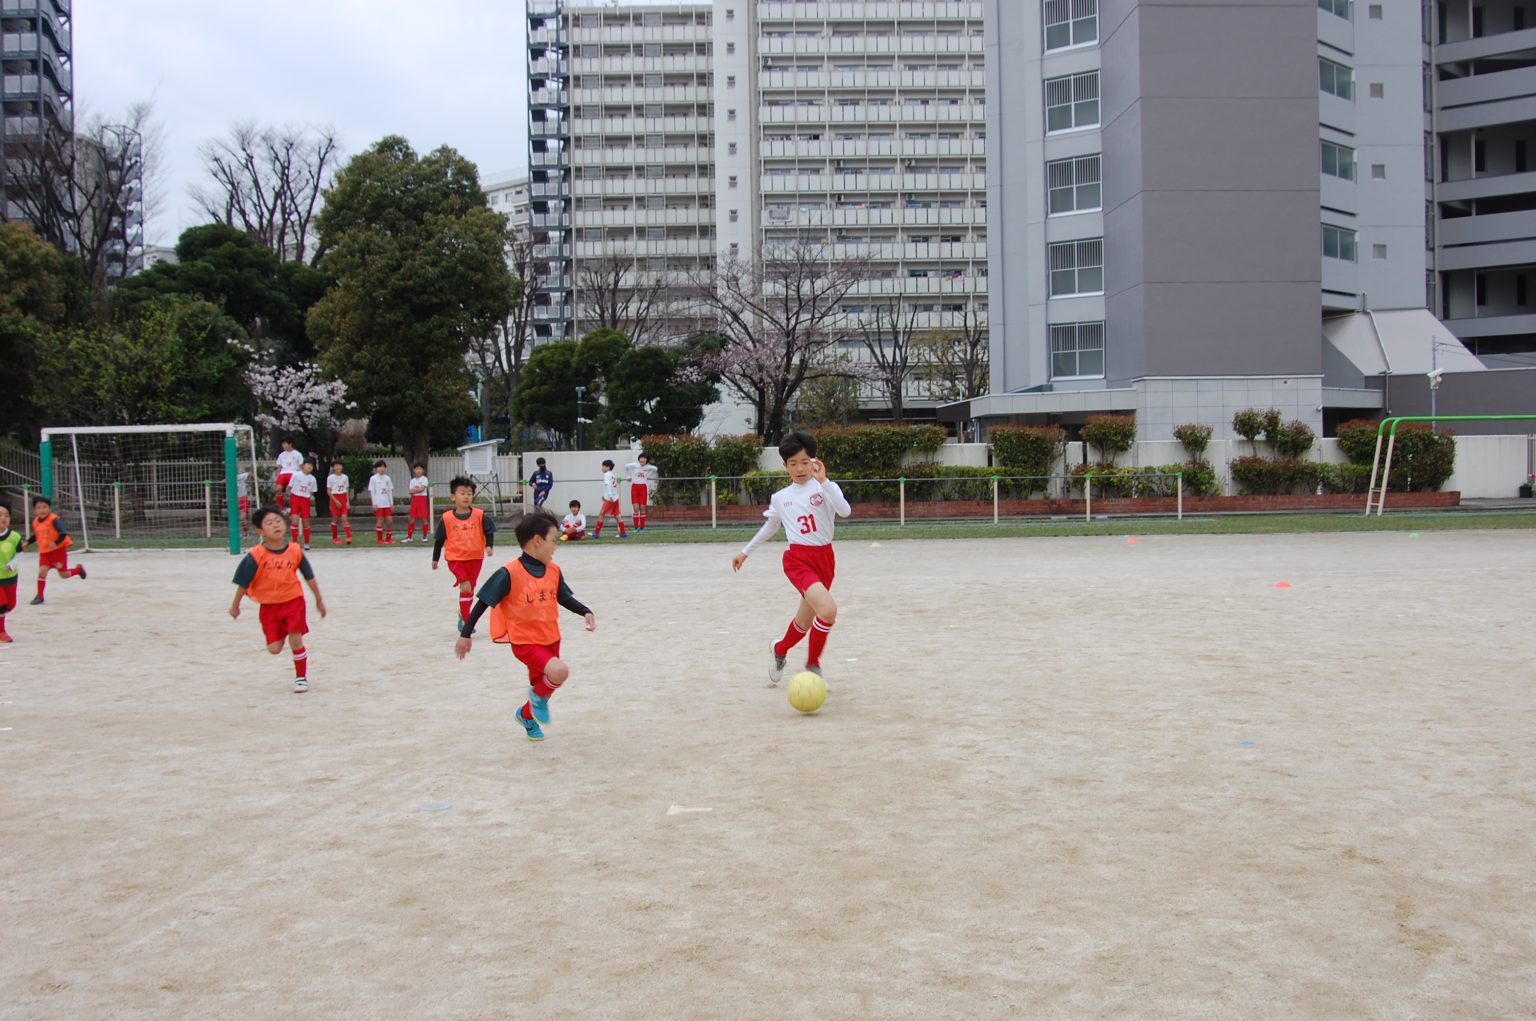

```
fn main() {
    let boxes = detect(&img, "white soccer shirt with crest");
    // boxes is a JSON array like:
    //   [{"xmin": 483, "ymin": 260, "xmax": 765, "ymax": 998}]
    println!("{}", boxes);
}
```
[
  {"xmin": 563, "ymin": 512, "xmax": 587, "ymax": 533},
  {"xmin": 625, "ymin": 462, "xmax": 658, "ymax": 488},
  {"xmin": 602, "ymin": 470, "xmax": 619, "ymax": 501},
  {"xmin": 409, "ymin": 475, "xmax": 430, "ymax": 498},
  {"xmin": 326, "ymin": 473, "xmax": 350, "ymax": 497},
  {"xmin": 741, "ymin": 478, "xmax": 852, "ymax": 556},
  {"xmin": 287, "ymin": 471, "xmax": 319, "ymax": 501},
  {"xmin": 275, "ymin": 449, "xmax": 303, "ymax": 475},
  {"xmin": 368, "ymin": 473, "xmax": 394, "ymax": 509}
]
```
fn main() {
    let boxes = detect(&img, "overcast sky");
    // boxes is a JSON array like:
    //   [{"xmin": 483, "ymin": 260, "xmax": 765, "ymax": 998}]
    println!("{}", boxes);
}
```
[{"xmin": 76, "ymin": 1, "xmax": 532, "ymax": 247}]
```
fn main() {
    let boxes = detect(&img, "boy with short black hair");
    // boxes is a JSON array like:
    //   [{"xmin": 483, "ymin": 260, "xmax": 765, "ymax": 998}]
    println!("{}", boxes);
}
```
[
  {"xmin": 530, "ymin": 457, "xmax": 554, "ymax": 509},
  {"xmin": 24, "ymin": 495, "xmax": 86, "ymax": 605},
  {"xmin": 432, "ymin": 476, "xmax": 496, "ymax": 625},
  {"xmin": 455, "ymin": 509, "xmax": 596, "ymax": 742},
  {"xmin": 274, "ymin": 439, "xmax": 302, "ymax": 513},
  {"xmin": 229, "ymin": 506, "xmax": 327, "ymax": 693},
  {"xmin": 561, "ymin": 500, "xmax": 586, "ymax": 541},
  {"xmin": 732, "ymin": 430, "xmax": 852, "ymax": 685},
  {"xmin": 407, "ymin": 463, "xmax": 431, "ymax": 542},
  {"xmin": 592, "ymin": 458, "xmax": 627, "ymax": 538},
  {"xmin": 624, "ymin": 452, "xmax": 658, "ymax": 532},
  {"xmin": 0, "ymin": 504, "xmax": 21, "ymax": 642},
  {"xmin": 367, "ymin": 460, "xmax": 395, "ymax": 544},
  {"xmin": 326, "ymin": 460, "xmax": 353, "ymax": 545},
  {"xmin": 286, "ymin": 460, "xmax": 319, "ymax": 550}
]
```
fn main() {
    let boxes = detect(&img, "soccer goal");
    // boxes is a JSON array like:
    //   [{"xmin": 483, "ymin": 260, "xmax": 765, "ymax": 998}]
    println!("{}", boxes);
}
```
[{"xmin": 39, "ymin": 424, "xmax": 260, "ymax": 553}]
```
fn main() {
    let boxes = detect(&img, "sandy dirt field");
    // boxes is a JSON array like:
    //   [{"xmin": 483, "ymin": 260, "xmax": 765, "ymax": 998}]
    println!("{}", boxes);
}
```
[{"xmin": 1, "ymin": 530, "xmax": 1534, "ymax": 1020}]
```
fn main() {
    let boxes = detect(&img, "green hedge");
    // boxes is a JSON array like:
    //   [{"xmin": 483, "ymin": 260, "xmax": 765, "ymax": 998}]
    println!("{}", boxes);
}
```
[
  {"xmin": 1336, "ymin": 419, "xmax": 1381, "ymax": 464},
  {"xmin": 1228, "ymin": 456, "xmax": 1321, "ymax": 495},
  {"xmin": 1081, "ymin": 414, "xmax": 1136, "ymax": 463},
  {"xmin": 1069, "ymin": 462, "xmax": 1211, "ymax": 498},
  {"xmin": 988, "ymin": 425, "xmax": 1065, "ymax": 488},
  {"xmin": 809, "ymin": 424, "xmax": 947, "ymax": 474},
  {"xmin": 638, "ymin": 434, "xmax": 713, "ymax": 503},
  {"xmin": 1334, "ymin": 420, "xmax": 1455, "ymax": 490},
  {"xmin": 742, "ymin": 465, "xmax": 1054, "ymax": 505}
]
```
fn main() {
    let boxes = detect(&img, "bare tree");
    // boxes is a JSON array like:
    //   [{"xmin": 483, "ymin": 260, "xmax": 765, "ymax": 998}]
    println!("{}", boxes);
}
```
[
  {"xmin": 467, "ymin": 226, "xmax": 549, "ymax": 438},
  {"xmin": 689, "ymin": 238, "xmax": 871, "ymax": 440},
  {"xmin": 574, "ymin": 248, "xmax": 670, "ymax": 345},
  {"xmin": 913, "ymin": 304, "xmax": 989, "ymax": 440},
  {"xmin": 191, "ymin": 122, "xmax": 340, "ymax": 265},
  {"xmin": 858, "ymin": 296, "xmax": 923, "ymax": 423},
  {"xmin": 7, "ymin": 102, "xmax": 162, "ymax": 291}
]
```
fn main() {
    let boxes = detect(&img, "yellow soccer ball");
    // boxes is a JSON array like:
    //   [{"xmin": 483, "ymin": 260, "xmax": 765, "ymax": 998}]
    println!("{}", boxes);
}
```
[
  {"xmin": 559, "ymin": 533, "xmax": 569, "ymax": 542},
  {"xmin": 787, "ymin": 670, "xmax": 827, "ymax": 714}
]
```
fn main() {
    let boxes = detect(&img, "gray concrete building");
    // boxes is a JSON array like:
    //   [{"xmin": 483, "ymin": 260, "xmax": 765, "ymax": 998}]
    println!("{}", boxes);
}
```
[{"xmin": 1, "ymin": 0, "xmax": 72, "ymax": 223}]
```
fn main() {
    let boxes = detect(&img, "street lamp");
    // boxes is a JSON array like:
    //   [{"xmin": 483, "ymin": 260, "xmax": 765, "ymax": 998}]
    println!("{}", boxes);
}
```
[{"xmin": 575, "ymin": 385, "xmax": 587, "ymax": 450}]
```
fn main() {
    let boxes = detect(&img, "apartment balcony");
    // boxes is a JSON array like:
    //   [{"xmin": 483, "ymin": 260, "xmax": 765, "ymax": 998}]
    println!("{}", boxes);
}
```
[
  {"xmin": 569, "ymin": 25, "xmax": 711, "ymax": 44},
  {"xmin": 760, "ymin": 103, "xmax": 985, "ymax": 125},
  {"xmin": 1437, "ymin": 169, "xmax": 1536, "ymax": 203},
  {"xmin": 790, "ymin": 241, "xmax": 984, "ymax": 262},
  {"xmin": 759, "ymin": 170, "xmax": 986, "ymax": 192},
  {"xmin": 1438, "ymin": 66, "xmax": 1536, "ymax": 113},
  {"xmin": 530, "ymin": 150, "xmax": 569, "ymax": 169},
  {"xmin": 582, "ymin": 145, "xmax": 714, "ymax": 166},
  {"xmin": 571, "ymin": 55, "xmax": 710, "ymax": 74},
  {"xmin": 844, "ymin": 275, "xmax": 987, "ymax": 296},
  {"xmin": 529, "ymin": 89, "xmax": 567, "ymax": 108},
  {"xmin": 575, "ymin": 207, "xmax": 715, "ymax": 228},
  {"xmin": 532, "ymin": 304, "xmax": 572, "ymax": 322},
  {"xmin": 1435, "ymin": 26, "xmax": 1536, "ymax": 64},
  {"xmin": 528, "ymin": 59, "xmax": 567, "ymax": 77},
  {"xmin": 757, "ymin": 2, "xmax": 984, "ymax": 21},
  {"xmin": 528, "ymin": 179, "xmax": 568, "ymax": 198},
  {"xmin": 574, "ymin": 238, "xmax": 714, "ymax": 258},
  {"xmin": 589, "ymin": 85, "xmax": 713, "ymax": 104},
  {"xmin": 759, "ymin": 138, "xmax": 984, "ymax": 159},
  {"xmin": 527, "ymin": 26, "xmax": 566, "ymax": 48},
  {"xmin": 759, "ymin": 69, "xmax": 983, "ymax": 90},
  {"xmin": 1436, "ymin": 213, "xmax": 1536, "ymax": 271},
  {"xmin": 758, "ymin": 34, "xmax": 982, "ymax": 56},
  {"xmin": 531, "ymin": 211, "xmax": 570, "ymax": 230},
  {"xmin": 765, "ymin": 206, "xmax": 985, "ymax": 227},
  {"xmin": 572, "ymin": 175, "xmax": 712, "ymax": 196},
  {"xmin": 572, "ymin": 115, "xmax": 711, "ymax": 135},
  {"xmin": 1443, "ymin": 312, "xmax": 1536, "ymax": 341},
  {"xmin": 532, "ymin": 242, "xmax": 571, "ymax": 260}
]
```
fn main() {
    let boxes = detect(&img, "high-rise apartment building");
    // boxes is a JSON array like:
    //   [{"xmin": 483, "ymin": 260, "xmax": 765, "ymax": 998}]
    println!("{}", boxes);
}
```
[
  {"xmin": 1, "ymin": 0, "xmax": 72, "ymax": 222},
  {"xmin": 1429, "ymin": 0, "xmax": 1536, "ymax": 367},
  {"xmin": 528, "ymin": 0, "xmax": 575, "ymax": 344},
  {"xmin": 715, "ymin": 0, "xmax": 989, "ymax": 411},
  {"xmin": 484, "ymin": 170, "xmax": 531, "ymax": 231}
]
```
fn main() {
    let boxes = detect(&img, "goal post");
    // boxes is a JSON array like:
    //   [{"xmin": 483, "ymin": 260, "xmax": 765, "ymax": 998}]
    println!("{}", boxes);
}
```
[{"xmin": 39, "ymin": 423, "xmax": 259, "ymax": 554}]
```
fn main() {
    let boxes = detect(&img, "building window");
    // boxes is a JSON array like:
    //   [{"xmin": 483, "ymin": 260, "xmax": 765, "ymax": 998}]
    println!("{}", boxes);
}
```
[
  {"xmin": 728, "ymin": 142, "xmax": 738, "ymax": 155},
  {"xmin": 1045, "ymin": 71, "xmax": 1099, "ymax": 132},
  {"xmin": 645, "ymin": 165, "xmax": 664, "ymax": 178},
  {"xmin": 645, "ymin": 104, "xmax": 663, "ymax": 117},
  {"xmin": 645, "ymin": 134, "xmax": 663, "ymax": 148},
  {"xmin": 1369, "ymin": 82, "xmax": 1384, "ymax": 98},
  {"xmin": 729, "ymin": 209, "xmax": 739, "ymax": 222},
  {"xmin": 728, "ymin": 108, "xmax": 737, "ymax": 121},
  {"xmin": 1048, "ymin": 238, "xmax": 1104, "ymax": 296},
  {"xmin": 1047, "ymin": 154, "xmax": 1102, "ymax": 214},
  {"xmin": 1318, "ymin": 0, "xmax": 1351, "ymax": 19},
  {"xmin": 727, "ymin": 42, "xmax": 735, "ymax": 54},
  {"xmin": 1371, "ymin": 163, "xmax": 1386, "ymax": 179},
  {"xmin": 646, "ymin": 195, "xmax": 665, "ymax": 209},
  {"xmin": 1518, "ymin": 274, "xmax": 1528, "ymax": 306},
  {"xmin": 1044, "ymin": 0, "xmax": 1097, "ymax": 51},
  {"xmin": 1368, "ymin": 4, "xmax": 1383, "ymax": 18},
  {"xmin": 1319, "ymin": 58, "xmax": 1353, "ymax": 100},
  {"xmin": 1516, "ymin": 140, "xmax": 1528, "ymax": 174},
  {"xmin": 1372, "ymin": 243, "xmax": 1387, "ymax": 260},
  {"xmin": 727, "ymin": 75, "xmax": 736, "ymax": 88},
  {"xmin": 644, "ymin": 43, "xmax": 662, "ymax": 58},
  {"xmin": 1050, "ymin": 321, "xmax": 1105, "ymax": 379},
  {"xmin": 726, "ymin": 7, "xmax": 735, "ymax": 19},
  {"xmin": 728, "ymin": 175, "xmax": 738, "ymax": 188},
  {"xmin": 1322, "ymin": 224, "xmax": 1357, "ymax": 261},
  {"xmin": 1321, "ymin": 140, "xmax": 1355, "ymax": 181}
]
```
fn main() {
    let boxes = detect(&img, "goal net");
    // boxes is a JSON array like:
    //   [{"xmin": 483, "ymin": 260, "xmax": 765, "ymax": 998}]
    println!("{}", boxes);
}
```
[{"xmin": 40, "ymin": 424, "xmax": 260, "ymax": 553}]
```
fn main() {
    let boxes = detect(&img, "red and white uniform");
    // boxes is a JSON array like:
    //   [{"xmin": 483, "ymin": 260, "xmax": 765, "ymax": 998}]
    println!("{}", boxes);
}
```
[
  {"xmin": 409, "ymin": 474, "xmax": 430, "ymax": 517},
  {"xmin": 562, "ymin": 512, "xmax": 586, "ymax": 537},
  {"xmin": 625, "ymin": 461, "xmax": 657, "ymax": 506},
  {"xmin": 368, "ymin": 472, "xmax": 394, "ymax": 512},
  {"xmin": 275, "ymin": 448, "xmax": 303, "ymax": 494},
  {"xmin": 326, "ymin": 472, "xmax": 351, "ymax": 516},
  {"xmin": 742, "ymin": 478, "xmax": 852, "ymax": 593},
  {"xmin": 600, "ymin": 469, "xmax": 621, "ymax": 516},
  {"xmin": 286, "ymin": 470, "xmax": 318, "ymax": 516}
]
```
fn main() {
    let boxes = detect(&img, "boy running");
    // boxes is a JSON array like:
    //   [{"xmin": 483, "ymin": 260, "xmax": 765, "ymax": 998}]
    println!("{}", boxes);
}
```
[
  {"xmin": 529, "ymin": 457, "xmax": 553, "ymax": 509},
  {"xmin": 229, "ymin": 506, "xmax": 327, "ymax": 693},
  {"xmin": 24, "ymin": 495, "xmax": 86, "ymax": 605},
  {"xmin": 432, "ymin": 476, "xmax": 496, "ymax": 626},
  {"xmin": 731, "ymin": 431, "xmax": 851, "ymax": 685},
  {"xmin": 367, "ymin": 460, "xmax": 395, "ymax": 544},
  {"xmin": 407, "ymin": 464, "xmax": 431, "ymax": 542},
  {"xmin": 455, "ymin": 510, "xmax": 596, "ymax": 742},
  {"xmin": 274, "ymin": 439, "xmax": 302, "ymax": 512},
  {"xmin": 326, "ymin": 461, "xmax": 353, "ymax": 545},
  {"xmin": 591, "ymin": 459, "xmax": 627, "ymax": 539},
  {"xmin": 561, "ymin": 500, "xmax": 586, "ymax": 541},
  {"xmin": 0, "ymin": 505, "xmax": 21, "ymax": 643},
  {"xmin": 286, "ymin": 460, "xmax": 319, "ymax": 550},
  {"xmin": 624, "ymin": 452, "xmax": 658, "ymax": 532}
]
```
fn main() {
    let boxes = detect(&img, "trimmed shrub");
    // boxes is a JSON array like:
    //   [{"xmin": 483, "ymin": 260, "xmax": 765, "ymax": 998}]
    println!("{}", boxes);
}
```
[
  {"xmin": 1318, "ymin": 462, "xmax": 1373, "ymax": 494},
  {"xmin": 1390, "ymin": 426, "xmax": 1456, "ymax": 491},
  {"xmin": 811, "ymin": 424, "xmax": 945, "ymax": 474},
  {"xmin": 988, "ymin": 424, "xmax": 1065, "ymax": 488},
  {"xmin": 1336, "ymin": 418, "xmax": 1383, "ymax": 465},
  {"xmin": 1269, "ymin": 419, "xmax": 1315, "ymax": 460},
  {"xmin": 640, "ymin": 434, "xmax": 712, "ymax": 503},
  {"xmin": 1175, "ymin": 459, "xmax": 1221, "ymax": 497},
  {"xmin": 1229, "ymin": 456, "xmax": 1322, "ymax": 495},
  {"xmin": 708, "ymin": 434, "xmax": 766, "ymax": 502},
  {"xmin": 1232, "ymin": 409, "xmax": 1265, "ymax": 449},
  {"xmin": 1173, "ymin": 423, "xmax": 1213, "ymax": 460},
  {"xmin": 1080, "ymin": 414, "xmax": 1136, "ymax": 464}
]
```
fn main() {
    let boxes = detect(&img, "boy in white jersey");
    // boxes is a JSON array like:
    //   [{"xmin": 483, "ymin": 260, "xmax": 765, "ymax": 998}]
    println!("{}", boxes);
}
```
[
  {"xmin": 406, "ymin": 463, "xmax": 431, "ymax": 542},
  {"xmin": 286, "ymin": 460, "xmax": 319, "ymax": 549},
  {"xmin": 367, "ymin": 460, "xmax": 396, "ymax": 544},
  {"xmin": 591, "ymin": 459, "xmax": 627, "ymax": 538},
  {"xmin": 326, "ymin": 460, "xmax": 353, "ymax": 545},
  {"xmin": 274, "ymin": 439, "xmax": 303, "ymax": 512},
  {"xmin": 623, "ymin": 452, "xmax": 658, "ymax": 531},
  {"xmin": 732, "ymin": 430, "xmax": 851, "ymax": 684},
  {"xmin": 561, "ymin": 500, "xmax": 586, "ymax": 541}
]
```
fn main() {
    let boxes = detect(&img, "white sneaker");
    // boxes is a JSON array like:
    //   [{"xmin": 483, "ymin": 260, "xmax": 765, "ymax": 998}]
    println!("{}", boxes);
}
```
[
  {"xmin": 768, "ymin": 642, "xmax": 786, "ymax": 686},
  {"xmin": 293, "ymin": 677, "xmax": 309, "ymax": 693}
]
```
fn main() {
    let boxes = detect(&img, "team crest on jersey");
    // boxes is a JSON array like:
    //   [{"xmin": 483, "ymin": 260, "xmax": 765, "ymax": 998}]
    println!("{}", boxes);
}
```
[{"xmin": 809, "ymin": 493, "xmax": 824, "ymax": 507}]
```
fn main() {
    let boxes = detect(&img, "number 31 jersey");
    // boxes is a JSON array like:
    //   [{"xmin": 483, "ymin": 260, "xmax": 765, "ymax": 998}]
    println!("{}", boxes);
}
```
[{"xmin": 742, "ymin": 478, "xmax": 852, "ymax": 555}]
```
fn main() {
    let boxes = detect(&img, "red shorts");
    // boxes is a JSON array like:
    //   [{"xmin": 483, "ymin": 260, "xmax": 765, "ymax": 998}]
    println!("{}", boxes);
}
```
[
  {"xmin": 0, "ymin": 579, "xmax": 16, "ymax": 614},
  {"xmin": 373, "ymin": 507, "xmax": 393, "ymax": 519},
  {"xmin": 258, "ymin": 596, "xmax": 308, "ymax": 645},
  {"xmin": 410, "ymin": 495, "xmax": 429, "ymax": 517},
  {"xmin": 39, "ymin": 548, "xmax": 70, "ymax": 571},
  {"xmin": 511, "ymin": 641, "xmax": 561, "ymax": 684},
  {"xmin": 330, "ymin": 494, "xmax": 349, "ymax": 517},
  {"xmin": 276, "ymin": 473, "xmax": 293, "ymax": 494},
  {"xmin": 238, "ymin": 496, "xmax": 250, "ymax": 518},
  {"xmin": 599, "ymin": 498, "xmax": 621, "ymax": 517},
  {"xmin": 630, "ymin": 483, "xmax": 648, "ymax": 506},
  {"xmin": 289, "ymin": 495, "xmax": 312, "ymax": 518},
  {"xmin": 446, "ymin": 559, "xmax": 484, "ymax": 588},
  {"xmin": 782, "ymin": 544, "xmax": 835, "ymax": 594},
  {"xmin": 562, "ymin": 529, "xmax": 585, "ymax": 540}
]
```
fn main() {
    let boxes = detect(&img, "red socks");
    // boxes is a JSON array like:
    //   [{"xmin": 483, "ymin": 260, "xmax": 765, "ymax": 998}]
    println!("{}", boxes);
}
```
[
  {"xmin": 458, "ymin": 593, "xmax": 472, "ymax": 621},
  {"xmin": 807, "ymin": 617, "xmax": 834, "ymax": 668},
  {"xmin": 293, "ymin": 646, "xmax": 308, "ymax": 678},
  {"xmin": 774, "ymin": 619, "xmax": 809, "ymax": 658},
  {"xmin": 36, "ymin": 578, "xmax": 45, "ymax": 599},
  {"xmin": 532, "ymin": 671, "xmax": 562, "ymax": 699}
]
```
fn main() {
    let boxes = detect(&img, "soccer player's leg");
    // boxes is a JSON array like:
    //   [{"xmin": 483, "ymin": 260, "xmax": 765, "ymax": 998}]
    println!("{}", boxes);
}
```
[
  {"xmin": 288, "ymin": 628, "xmax": 309, "ymax": 692},
  {"xmin": 802, "ymin": 583, "xmax": 838, "ymax": 673},
  {"xmin": 769, "ymin": 595, "xmax": 814, "ymax": 685}
]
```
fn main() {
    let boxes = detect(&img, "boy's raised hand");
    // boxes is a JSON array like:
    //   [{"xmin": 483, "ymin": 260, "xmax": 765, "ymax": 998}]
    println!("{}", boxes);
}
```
[{"xmin": 811, "ymin": 457, "xmax": 828, "ymax": 483}]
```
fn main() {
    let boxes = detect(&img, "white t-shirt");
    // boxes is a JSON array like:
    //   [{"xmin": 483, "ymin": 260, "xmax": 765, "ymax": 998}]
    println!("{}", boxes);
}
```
[
  {"xmin": 409, "ymin": 475, "xmax": 430, "ymax": 497},
  {"xmin": 326, "ymin": 473, "xmax": 350, "ymax": 496},
  {"xmin": 368, "ymin": 473, "xmax": 394, "ymax": 509},
  {"xmin": 625, "ymin": 462, "xmax": 658, "ymax": 487},
  {"xmin": 276, "ymin": 449, "xmax": 303, "ymax": 475},
  {"xmin": 236, "ymin": 472, "xmax": 250, "ymax": 498},
  {"xmin": 287, "ymin": 471, "xmax": 318, "ymax": 500},
  {"xmin": 563, "ymin": 512, "xmax": 587, "ymax": 532},
  {"xmin": 742, "ymin": 478, "xmax": 852, "ymax": 556},
  {"xmin": 601, "ymin": 470, "xmax": 618, "ymax": 501}
]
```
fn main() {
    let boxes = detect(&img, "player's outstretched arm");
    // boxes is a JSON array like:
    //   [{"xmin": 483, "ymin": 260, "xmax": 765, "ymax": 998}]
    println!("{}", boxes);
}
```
[
  {"xmin": 229, "ymin": 587, "xmax": 246, "ymax": 619},
  {"xmin": 584, "ymin": 611, "xmax": 596, "ymax": 632},
  {"xmin": 307, "ymin": 579, "xmax": 327, "ymax": 618}
]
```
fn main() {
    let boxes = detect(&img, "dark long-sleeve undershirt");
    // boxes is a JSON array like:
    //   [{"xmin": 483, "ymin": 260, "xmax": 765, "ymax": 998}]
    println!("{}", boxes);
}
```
[{"xmin": 460, "ymin": 552, "xmax": 590, "ymax": 638}]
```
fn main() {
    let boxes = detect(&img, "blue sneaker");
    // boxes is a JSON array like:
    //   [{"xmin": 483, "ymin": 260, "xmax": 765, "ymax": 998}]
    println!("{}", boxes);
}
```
[
  {"xmin": 518, "ymin": 713, "xmax": 545, "ymax": 741},
  {"xmin": 529, "ymin": 691, "xmax": 551, "ymax": 725}
]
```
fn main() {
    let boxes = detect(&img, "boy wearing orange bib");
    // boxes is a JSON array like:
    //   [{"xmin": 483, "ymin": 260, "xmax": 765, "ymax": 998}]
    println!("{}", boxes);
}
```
[
  {"xmin": 455, "ymin": 510, "xmax": 595, "ymax": 741},
  {"xmin": 431, "ymin": 476, "xmax": 497, "ymax": 625},
  {"xmin": 24, "ymin": 495, "xmax": 86, "ymax": 605},
  {"xmin": 229, "ymin": 506, "xmax": 327, "ymax": 693}
]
